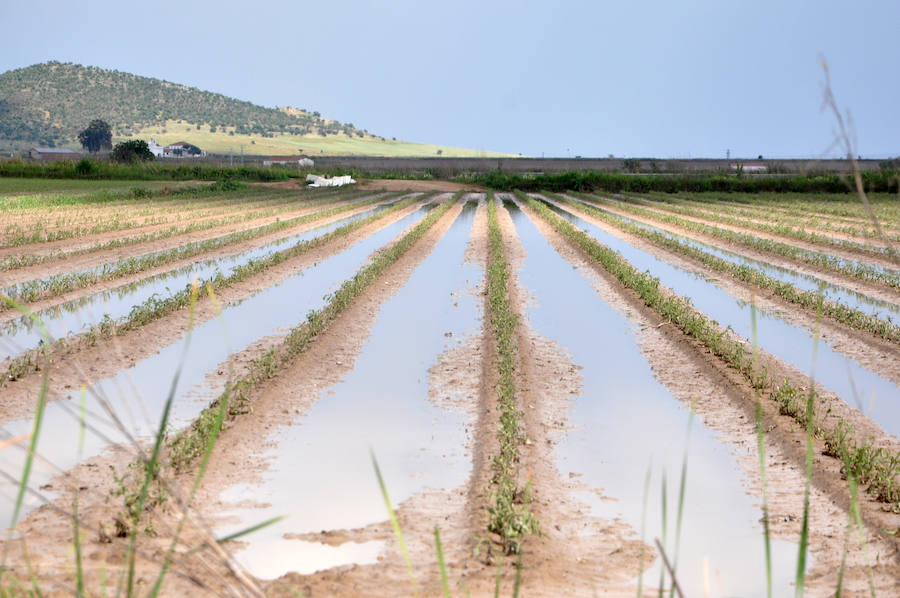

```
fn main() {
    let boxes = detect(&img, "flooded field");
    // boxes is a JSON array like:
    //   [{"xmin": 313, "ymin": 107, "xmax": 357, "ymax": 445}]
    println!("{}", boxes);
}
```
[{"xmin": 0, "ymin": 182, "xmax": 898, "ymax": 597}]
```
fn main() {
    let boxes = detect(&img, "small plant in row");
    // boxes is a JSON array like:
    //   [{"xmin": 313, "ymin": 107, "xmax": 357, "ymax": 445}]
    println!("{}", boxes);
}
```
[
  {"xmin": 585, "ymin": 194, "xmax": 900, "ymax": 290},
  {"xmin": 651, "ymin": 193, "xmax": 900, "ymax": 243},
  {"xmin": 1, "ymin": 194, "xmax": 428, "ymax": 386},
  {"xmin": 522, "ymin": 192, "xmax": 900, "ymax": 512},
  {"xmin": 484, "ymin": 194, "xmax": 540, "ymax": 554},
  {"xmin": 0, "ymin": 188, "xmax": 300, "ymax": 249},
  {"xmin": 616, "ymin": 193, "xmax": 898, "ymax": 262},
  {"xmin": 2, "ymin": 193, "xmax": 404, "ymax": 308},
  {"xmin": 0, "ymin": 189, "xmax": 371, "ymax": 272},
  {"xmin": 549, "ymin": 192, "xmax": 900, "ymax": 347}
]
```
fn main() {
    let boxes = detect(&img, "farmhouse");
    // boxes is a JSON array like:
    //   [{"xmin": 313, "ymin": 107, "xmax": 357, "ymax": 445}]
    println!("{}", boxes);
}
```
[
  {"xmin": 263, "ymin": 156, "xmax": 315, "ymax": 167},
  {"xmin": 147, "ymin": 138, "xmax": 164, "ymax": 158},
  {"xmin": 730, "ymin": 161, "xmax": 767, "ymax": 173},
  {"xmin": 163, "ymin": 141, "xmax": 205, "ymax": 158},
  {"xmin": 29, "ymin": 147, "xmax": 81, "ymax": 161}
]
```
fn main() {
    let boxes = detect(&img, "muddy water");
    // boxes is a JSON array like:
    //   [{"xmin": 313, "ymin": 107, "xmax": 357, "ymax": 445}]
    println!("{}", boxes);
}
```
[
  {"xmin": 0, "ymin": 198, "xmax": 404, "ymax": 362},
  {"xmin": 505, "ymin": 201, "xmax": 799, "ymax": 597},
  {"xmin": 214, "ymin": 202, "xmax": 482, "ymax": 579},
  {"xmin": 562, "ymin": 195, "xmax": 900, "ymax": 324},
  {"xmin": 535, "ymin": 198, "xmax": 900, "ymax": 438},
  {"xmin": 0, "ymin": 202, "xmax": 436, "ymax": 527}
]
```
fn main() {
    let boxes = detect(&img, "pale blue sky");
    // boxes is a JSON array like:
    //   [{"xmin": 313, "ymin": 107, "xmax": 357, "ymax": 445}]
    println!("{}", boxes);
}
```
[{"xmin": 2, "ymin": 0, "xmax": 898, "ymax": 158}]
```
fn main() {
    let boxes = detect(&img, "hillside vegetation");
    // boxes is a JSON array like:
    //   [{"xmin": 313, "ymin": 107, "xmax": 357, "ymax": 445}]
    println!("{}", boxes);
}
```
[{"xmin": 0, "ymin": 62, "xmax": 512, "ymax": 157}]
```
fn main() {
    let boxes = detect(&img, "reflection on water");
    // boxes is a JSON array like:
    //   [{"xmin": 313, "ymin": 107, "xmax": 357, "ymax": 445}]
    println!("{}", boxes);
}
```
[
  {"xmin": 217, "ymin": 202, "xmax": 481, "ymax": 579},
  {"xmin": 505, "ymin": 200, "xmax": 799, "ymax": 597},
  {"xmin": 0, "ymin": 199, "xmax": 401, "ymax": 362},
  {"xmin": 0, "ymin": 204, "xmax": 433, "ymax": 527},
  {"xmin": 535, "ymin": 197, "xmax": 900, "ymax": 438}
]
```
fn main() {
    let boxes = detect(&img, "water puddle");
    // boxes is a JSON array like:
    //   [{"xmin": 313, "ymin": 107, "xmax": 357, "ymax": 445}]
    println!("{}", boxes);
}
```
[
  {"xmin": 0, "ymin": 197, "xmax": 404, "ymax": 363},
  {"xmin": 563, "ymin": 195, "xmax": 900, "ymax": 324},
  {"xmin": 216, "ymin": 201, "xmax": 482, "ymax": 579},
  {"xmin": 0, "ymin": 201, "xmax": 436, "ymax": 527},
  {"xmin": 505, "ymin": 201, "xmax": 799, "ymax": 597},
  {"xmin": 531, "ymin": 197, "xmax": 900, "ymax": 438}
]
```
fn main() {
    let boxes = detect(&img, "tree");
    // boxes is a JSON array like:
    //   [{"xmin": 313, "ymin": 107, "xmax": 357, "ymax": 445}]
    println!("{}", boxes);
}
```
[
  {"xmin": 77, "ymin": 119, "xmax": 112, "ymax": 153},
  {"xmin": 111, "ymin": 139, "xmax": 154, "ymax": 163}
]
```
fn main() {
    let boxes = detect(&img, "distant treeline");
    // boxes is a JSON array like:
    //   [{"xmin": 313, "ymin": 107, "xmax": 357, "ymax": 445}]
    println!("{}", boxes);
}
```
[
  {"xmin": 468, "ymin": 170, "xmax": 900, "ymax": 194},
  {"xmin": 2, "ymin": 158, "xmax": 899, "ymax": 194},
  {"xmin": 0, "ymin": 159, "xmax": 296, "ymax": 182}
]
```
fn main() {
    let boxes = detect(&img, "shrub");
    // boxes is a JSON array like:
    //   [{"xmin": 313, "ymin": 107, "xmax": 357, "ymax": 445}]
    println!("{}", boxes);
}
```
[{"xmin": 111, "ymin": 140, "xmax": 155, "ymax": 163}]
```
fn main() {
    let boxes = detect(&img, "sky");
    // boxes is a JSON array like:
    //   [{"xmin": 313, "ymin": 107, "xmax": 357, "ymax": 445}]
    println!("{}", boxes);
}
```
[{"xmin": 1, "ymin": 0, "xmax": 898, "ymax": 158}]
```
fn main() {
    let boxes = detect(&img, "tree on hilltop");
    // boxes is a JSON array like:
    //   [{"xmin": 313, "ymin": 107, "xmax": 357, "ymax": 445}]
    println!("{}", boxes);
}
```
[{"xmin": 77, "ymin": 119, "xmax": 112, "ymax": 153}]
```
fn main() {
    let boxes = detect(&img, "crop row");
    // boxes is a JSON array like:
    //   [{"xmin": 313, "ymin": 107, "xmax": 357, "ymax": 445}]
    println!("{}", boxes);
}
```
[
  {"xmin": 167, "ymin": 193, "xmax": 456, "ymax": 470},
  {"xmin": 614, "ymin": 194, "xmax": 899, "ymax": 263},
  {"xmin": 484, "ymin": 194, "xmax": 539, "ymax": 553},
  {"xmin": 521, "ymin": 192, "xmax": 900, "ymax": 512},
  {"xmin": 659, "ymin": 190, "xmax": 900, "ymax": 221},
  {"xmin": 551, "ymin": 193, "xmax": 900, "ymax": 346},
  {"xmin": 636, "ymin": 192, "xmax": 900, "ymax": 247},
  {"xmin": 1, "ymin": 195, "xmax": 426, "ymax": 385},
  {"xmin": 585, "ymin": 195, "xmax": 900, "ymax": 290},
  {"xmin": 0, "ymin": 190, "xmax": 369, "ymax": 272},
  {"xmin": 4, "ymin": 186, "xmax": 369, "ymax": 234},
  {"xmin": 1, "ymin": 193, "xmax": 400, "ymax": 309},
  {"xmin": 0, "ymin": 189, "xmax": 304, "ymax": 248}
]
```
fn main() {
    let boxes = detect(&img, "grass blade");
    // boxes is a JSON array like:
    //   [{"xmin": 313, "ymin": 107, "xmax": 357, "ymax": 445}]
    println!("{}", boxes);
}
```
[
  {"xmin": 434, "ymin": 526, "xmax": 451, "ymax": 598},
  {"xmin": 637, "ymin": 463, "xmax": 652, "ymax": 598},
  {"xmin": 371, "ymin": 451, "xmax": 417, "ymax": 593},
  {"xmin": 1, "ymin": 296, "xmax": 52, "ymax": 571},
  {"xmin": 125, "ymin": 281, "xmax": 199, "ymax": 596},
  {"xmin": 669, "ymin": 407, "xmax": 693, "ymax": 598}
]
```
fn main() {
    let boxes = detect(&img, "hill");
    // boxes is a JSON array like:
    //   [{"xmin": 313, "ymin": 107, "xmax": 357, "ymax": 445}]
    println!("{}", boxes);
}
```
[{"xmin": 0, "ymin": 62, "xmax": 514, "ymax": 157}]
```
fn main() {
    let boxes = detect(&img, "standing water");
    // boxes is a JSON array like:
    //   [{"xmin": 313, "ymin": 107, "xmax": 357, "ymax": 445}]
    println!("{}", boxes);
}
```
[
  {"xmin": 0, "ymin": 201, "xmax": 436, "ymax": 526},
  {"xmin": 216, "ymin": 201, "xmax": 482, "ymax": 578},
  {"xmin": 0, "ymin": 198, "xmax": 403, "ymax": 362},
  {"xmin": 536, "ymin": 197, "xmax": 900, "ymax": 438},
  {"xmin": 505, "ymin": 201, "xmax": 798, "ymax": 597}
]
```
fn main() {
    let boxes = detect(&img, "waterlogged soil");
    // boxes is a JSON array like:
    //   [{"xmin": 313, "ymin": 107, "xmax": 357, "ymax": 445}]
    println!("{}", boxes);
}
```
[
  {"xmin": 0, "ymin": 199, "xmax": 428, "ymax": 422},
  {"xmin": 0, "ymin": 193, "xmax": 382, "ymax": 297},
  {"xmin": 548, "ymin": 197, "xmax": 900, "ymax": 436},
  {"xmin": 596, "ymin": 196, "xmax": 900, "ymax": 300},
  {"xmin": 3, "ymin": 190, "xmax": 900, "ymax": 597},
  {"xmin": 646, "ymin": 198, "xmax": 900, "ymax": 250},
  {"xmin": 611, "ymin": 196, "xmax": 900, "ymax": 273},
  {"xmin": 0, "ymin": 196, "xmax": 398, "ymax": 338},
  {"xmin": 512, "ymin": 198, "xmax": 900, "ymax": 596}
]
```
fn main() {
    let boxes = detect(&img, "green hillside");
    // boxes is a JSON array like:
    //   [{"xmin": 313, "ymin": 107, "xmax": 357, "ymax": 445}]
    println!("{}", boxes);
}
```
[{"xmin": 0, "ymin": 62, "xmax": 514, "ymax": 157}]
